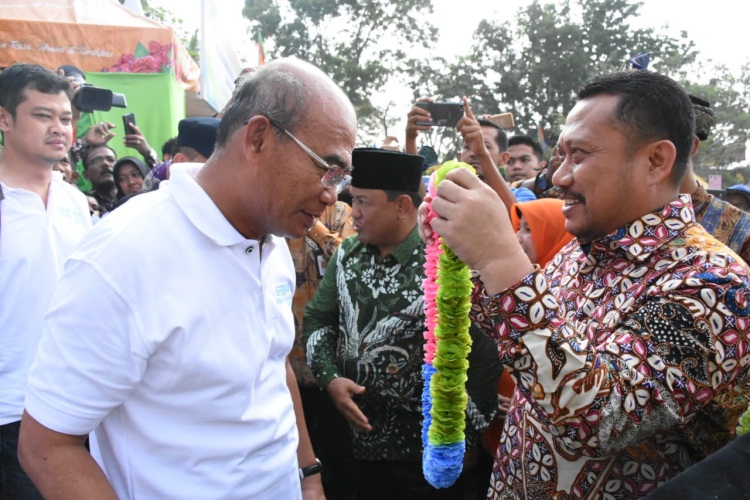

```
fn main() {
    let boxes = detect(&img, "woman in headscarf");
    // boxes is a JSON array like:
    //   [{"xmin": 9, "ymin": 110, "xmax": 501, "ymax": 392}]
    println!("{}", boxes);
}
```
[
  {"xmin": 113, "ymin": 156, "xmax": 148, "ymax": 200},
  {"xmin": 511, "ymin": 198, "xmax": 575, "ymax": 269}
]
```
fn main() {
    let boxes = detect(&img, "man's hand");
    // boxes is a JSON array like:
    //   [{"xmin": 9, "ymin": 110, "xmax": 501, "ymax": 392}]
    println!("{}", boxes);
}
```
[
  {"xmin": 123, "ymin": 123, "xmax": 153, "ymax": 157},
  {"xmin": 326, "ymin": 377, "xmax": 372, "ymax": 432},
  {"xmin": 301, "ymin": 475, "xmax": 326, "ymax": 500},
  {"xmin": 457, "ymin": 98, "xmax": 491, "ymax": 162},
  {"xmin": 83, "ymin": 121, "xmax": 116, "ymax": 147},
  {"xmin": 429, "ymin": 168, "xmax": 534, "ymax": 293},
  {"xmin": 405, "ymin": 97, "xmax": 433, "ymax": 154}
]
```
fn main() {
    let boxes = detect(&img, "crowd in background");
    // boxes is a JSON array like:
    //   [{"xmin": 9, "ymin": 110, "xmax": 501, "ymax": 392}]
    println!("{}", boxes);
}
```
[{"xmin": 2, "ymin": 57, "xmax": 750, "ymax": 500}]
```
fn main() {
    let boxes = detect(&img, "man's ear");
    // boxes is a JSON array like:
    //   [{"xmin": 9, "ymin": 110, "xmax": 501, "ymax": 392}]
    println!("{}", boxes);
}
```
[
  {"xmin": 172, "ymin": 152, "xmax": 189, "ymax": 164},
  {"xmin": 690, "ymin": 136, "xmax": 700, "ymax": 157},
  {"xmin": 243, "ymin": 115, "xmax": 273, "ymax": 157},
  {"xmin": 499, "ymin": 151, "xmax": 510, "ymax": 167},
  {"xmin": 644, "ymin": 139, "xmax": 677, "ymax": 185},
  {"xmin": 396, "ymin": 193, "xmax": 414, "ymax": 218},
  {"xmin": 537, "ymin": 160, "xmax": 547, "ymax": 171},
  {"xmin": 0, "ymin": 106, "xmax": 12, "ymax": 132}
]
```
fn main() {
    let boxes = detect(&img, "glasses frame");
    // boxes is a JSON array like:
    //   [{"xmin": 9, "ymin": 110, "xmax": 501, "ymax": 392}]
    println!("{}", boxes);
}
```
[{"xmin": 246, "ymin": 115, "xmax": 352, "ymax": 193}]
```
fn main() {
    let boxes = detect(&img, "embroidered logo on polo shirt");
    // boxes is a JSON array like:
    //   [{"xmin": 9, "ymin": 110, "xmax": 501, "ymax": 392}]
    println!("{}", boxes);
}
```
[{"xmin": 275, "ymin": 283, "xmax": 293, "ymax": 304}]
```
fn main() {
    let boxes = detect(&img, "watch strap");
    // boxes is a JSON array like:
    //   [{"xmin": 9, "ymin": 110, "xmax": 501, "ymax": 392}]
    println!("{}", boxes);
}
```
[{"xmin": 299, "ymin": 458, "xmax": 323, "ymax": 479}]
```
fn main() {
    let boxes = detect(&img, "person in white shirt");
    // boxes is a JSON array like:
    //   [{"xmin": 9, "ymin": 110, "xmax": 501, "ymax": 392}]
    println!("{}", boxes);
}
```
[
  {"xmin": 0, "ymin": 63, "xmax": 92, "ymax": 499},
  {"xmin": 18, "ymin": 57, "xmax": 357, "ymax": 500}
]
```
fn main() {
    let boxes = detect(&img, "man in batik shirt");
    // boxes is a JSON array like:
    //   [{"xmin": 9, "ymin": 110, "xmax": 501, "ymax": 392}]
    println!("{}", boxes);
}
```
[
  {"xmin": 680, "ymin": 94, "xmax": 750, "ymax": 264},
  {"xmin": 305, "ymin": 148, "xmax": 500, "ymax": 499},
  {"xmin": 421, "ymin": 70, "xmax": 750, "ymax": 498}
]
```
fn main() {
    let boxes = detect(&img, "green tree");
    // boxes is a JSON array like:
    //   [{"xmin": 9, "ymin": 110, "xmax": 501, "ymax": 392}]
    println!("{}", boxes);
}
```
[
  {"xmin": 688, "ymin": 61, "xmax": 750, "ymax": 183},
  {"xmin": 242, "ymin": 0, "xmax": 438, "ymax": 141},
  {"xmin": 412, "ymin": 0, "xmax": 698, "ymax": 152}
]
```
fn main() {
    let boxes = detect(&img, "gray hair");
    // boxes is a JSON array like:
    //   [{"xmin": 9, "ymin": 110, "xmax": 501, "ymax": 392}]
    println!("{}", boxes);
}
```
[{"xmin": 216, "ymin": 58, "xmax": 324, "ymax": 150}]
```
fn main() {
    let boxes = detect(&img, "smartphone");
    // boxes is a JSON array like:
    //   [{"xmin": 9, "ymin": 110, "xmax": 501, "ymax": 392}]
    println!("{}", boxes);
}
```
[
  {"xmin": 416, "ymin": 101, "xmax": 464, "ymax": 127},
  {"xmin": 122, "ymin": 113, "xmax": 136, "ymax": 134},
  {"xmin": 487, "ymin": 112, "xmax": 515, "ymax": 130}
]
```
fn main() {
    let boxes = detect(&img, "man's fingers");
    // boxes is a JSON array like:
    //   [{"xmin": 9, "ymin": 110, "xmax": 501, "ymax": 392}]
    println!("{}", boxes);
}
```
[
  {"xmin": 462, "ymin": 96, "xmax": 476, "ymax": 121},
  {"xmin": 344, "ymin": 402, "xmax": 371, "ymax": 431}
]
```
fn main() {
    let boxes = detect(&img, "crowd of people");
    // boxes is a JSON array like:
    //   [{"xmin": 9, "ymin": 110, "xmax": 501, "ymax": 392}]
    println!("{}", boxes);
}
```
[{"xmin": 1, "ymin": 56, "xmax": 750, "ymax": 500}]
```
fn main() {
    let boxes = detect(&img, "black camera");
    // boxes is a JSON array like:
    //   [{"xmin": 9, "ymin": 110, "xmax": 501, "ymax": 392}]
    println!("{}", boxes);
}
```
[{"xmin": 58, "ymin": 65, "xmax": 127, "ymax": 113}]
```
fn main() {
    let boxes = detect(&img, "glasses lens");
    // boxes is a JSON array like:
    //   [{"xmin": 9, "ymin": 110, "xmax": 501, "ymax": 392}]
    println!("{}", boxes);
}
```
[
  {"xmin": 334, "ymin": 175, "xmax": 351, "ymax": 194},
  {"xmin": 322, "ymin": 165, "xmax": 345, "ymax": 185}
]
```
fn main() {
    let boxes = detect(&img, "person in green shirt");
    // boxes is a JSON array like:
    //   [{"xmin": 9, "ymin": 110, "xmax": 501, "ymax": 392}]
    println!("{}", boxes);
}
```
[{"xmin": 305, "ymin": 148, "xmax": 500, "ymax": 499}]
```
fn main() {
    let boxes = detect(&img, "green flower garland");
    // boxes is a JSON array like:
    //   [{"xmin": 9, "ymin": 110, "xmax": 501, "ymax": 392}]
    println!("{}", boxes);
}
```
[{"xmin": 422, "ymin": 161, "xmax": 475, "ymax": 487}]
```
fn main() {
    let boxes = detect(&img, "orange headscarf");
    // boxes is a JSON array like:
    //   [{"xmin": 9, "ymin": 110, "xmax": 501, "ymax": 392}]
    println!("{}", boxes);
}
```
[{"xmin": 511, "ymin": 198, "xmax": 575, "ymax": 266}]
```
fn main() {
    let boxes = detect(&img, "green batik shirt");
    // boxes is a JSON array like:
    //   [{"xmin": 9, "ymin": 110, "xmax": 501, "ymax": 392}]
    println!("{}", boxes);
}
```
[{"xmin": 304, "ymin": 226, "xmax": 427, "ymax": 461}]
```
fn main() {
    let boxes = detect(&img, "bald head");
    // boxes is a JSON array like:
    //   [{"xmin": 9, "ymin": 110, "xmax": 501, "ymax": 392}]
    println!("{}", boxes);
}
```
[{"xmin": 216, "ymin": 57, "xmax": 355, "ymax": 152}]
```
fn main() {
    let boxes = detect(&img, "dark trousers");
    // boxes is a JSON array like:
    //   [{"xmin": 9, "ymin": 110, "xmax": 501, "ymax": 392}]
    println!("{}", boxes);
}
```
[
  {"xmin": 300, "ymin": 386, "xmax": 357, "ymax": 500},
  {"xmin": 0, "ymin": 421, "xmax": 43, "ymax": 500}
]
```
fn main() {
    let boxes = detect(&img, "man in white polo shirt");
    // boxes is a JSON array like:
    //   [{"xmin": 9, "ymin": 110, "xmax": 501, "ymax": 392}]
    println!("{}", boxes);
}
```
[
  {"xmin": 0, "ymin": 63, "xmax": 92, "ymax": 499},
  {"xmin": 18, "ymin": 57, "xmax": 357, "ymax": 499}
]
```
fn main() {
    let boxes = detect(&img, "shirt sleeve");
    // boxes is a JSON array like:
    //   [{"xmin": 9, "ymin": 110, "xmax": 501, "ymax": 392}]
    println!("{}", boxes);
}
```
[
  {"xmin": 25, "ymin": 259, "xmax": 148, "ymax": 436},
  {"xmin": 303, "ymin": 246, "xmax": 343, "ymax": 388},
  {"xmin": 511, "ymin": 187, "xmax": 537, "ymax": 203},
  {"xmin": 470, "ymin": 267, "xmax": 750, "ymax": 456}
]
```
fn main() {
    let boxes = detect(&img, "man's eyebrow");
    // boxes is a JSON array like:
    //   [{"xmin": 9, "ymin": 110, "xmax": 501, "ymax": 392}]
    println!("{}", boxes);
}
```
[
  {"xmin": 32, "ymin": 106, "xmax": 72, "ymax": 116},
  {"xmin": 323, "ymin": 154, "xmax": 348, "ymax": 167}
]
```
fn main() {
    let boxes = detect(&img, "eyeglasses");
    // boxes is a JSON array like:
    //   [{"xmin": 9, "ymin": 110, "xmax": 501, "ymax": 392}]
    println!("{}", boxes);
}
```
[{"xmin": 247, "ymin": 116, "xmax": 352, "ymax": 194}]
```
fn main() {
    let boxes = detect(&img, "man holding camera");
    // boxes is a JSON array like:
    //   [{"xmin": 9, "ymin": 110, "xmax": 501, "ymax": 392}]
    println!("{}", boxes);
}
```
[{"xmin": 0, "ymin": 63, "xmax": 92, "ymax": 499}]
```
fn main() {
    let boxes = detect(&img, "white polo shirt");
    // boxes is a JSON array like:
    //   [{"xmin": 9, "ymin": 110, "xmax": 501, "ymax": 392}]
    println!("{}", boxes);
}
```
[
  {"xmin": 0, "ymin": 177, "xmax": 91, "ymax": 425},
  {"xmin": 26, "ymin": 166, "xmax": 301, "ymax": 499}
]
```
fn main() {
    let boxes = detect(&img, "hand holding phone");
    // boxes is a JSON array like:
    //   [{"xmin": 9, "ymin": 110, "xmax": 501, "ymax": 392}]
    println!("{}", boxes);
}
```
[
  {"xmin": 122, "ymin": 113, "xmax": 136, "ymax": 134},
  {"xmin": 415, "ymin": 102, "xmax": 464, "ymax": 127}
]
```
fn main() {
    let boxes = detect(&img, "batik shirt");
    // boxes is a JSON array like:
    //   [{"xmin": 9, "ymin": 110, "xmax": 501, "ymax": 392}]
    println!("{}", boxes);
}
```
[
  {"xmin": 472, "ymin": 195, "xmax": 750, "ymax": 499},
  {"xmin": 691, "ymin": 182, "xmax": 750, "ymax": 264},
  {"xmin": 287, "ymin": 202, "xmax": 355, "ymax": 387},
  {"xmin": 305, "ymin": 227, "xmax": 427, "ymax": 461}
]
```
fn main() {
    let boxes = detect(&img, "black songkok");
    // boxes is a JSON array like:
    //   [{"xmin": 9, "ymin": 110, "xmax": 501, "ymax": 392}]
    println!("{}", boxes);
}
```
[{"xmin": 351, "ymin": 148, "xmax": 424, "ymax": 192}]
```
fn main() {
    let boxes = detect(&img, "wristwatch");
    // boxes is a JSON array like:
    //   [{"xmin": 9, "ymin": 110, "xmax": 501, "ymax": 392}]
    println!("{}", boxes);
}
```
[
  {"xmin": 299, "ymin": 458, "xmax": 323, "ymax": 479},
  {"xmin": 534, "ymin": 168, "xmax": 550, "ymax": 194}
]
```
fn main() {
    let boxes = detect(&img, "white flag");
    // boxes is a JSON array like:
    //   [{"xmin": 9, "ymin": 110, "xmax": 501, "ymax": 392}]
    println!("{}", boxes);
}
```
[{"xmin": 200, "ymin": 0, "xmax": 242, "ymax": 112}]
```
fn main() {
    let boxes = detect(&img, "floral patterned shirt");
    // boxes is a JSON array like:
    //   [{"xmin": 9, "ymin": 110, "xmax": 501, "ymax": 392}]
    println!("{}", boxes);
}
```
[
  {"xmin": 472, "ymin": 195, "xmax": 750, "ymax": 499},
  {"xmin": 305, "ymin": 227, "xmax": 502, "ymax": 461},
  {"xmin": 691, "ymin": 182, "xmax": 750, "ymax": 264}
]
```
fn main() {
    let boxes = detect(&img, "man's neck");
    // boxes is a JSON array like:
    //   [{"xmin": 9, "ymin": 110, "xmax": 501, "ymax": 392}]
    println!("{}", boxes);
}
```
[
  {"xmin": 91, "ymin": 184, "xmax": 117, "ymax": 202},
  {"xmin": 375, "ymin": 220, "xmax": 416, "ymax": 258},
  {"xmin": 679, "ymin": 167, "xmax": 698, "ymax": 194},
  {"xmin": 0, "ymin": 150, "xmax": 54, "ymax": 204}
]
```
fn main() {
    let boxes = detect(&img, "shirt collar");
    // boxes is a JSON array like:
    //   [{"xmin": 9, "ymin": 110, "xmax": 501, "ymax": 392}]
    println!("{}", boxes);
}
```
[
  {"xmin": 358, "ymin": 224, "xmax": 422, "ymax": 265},
  {"xmin": 583, "ymin": 194, "xmax": 695, "ymax": 262},
  {"xmin": 166, "ymin": 165, "xmax": 255, "ymax": 247}
]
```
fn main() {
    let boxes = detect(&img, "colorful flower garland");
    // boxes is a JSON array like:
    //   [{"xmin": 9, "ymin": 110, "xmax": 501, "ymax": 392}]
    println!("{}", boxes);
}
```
[{"xmin": 422, "ymin": 161, "xmax": 475, "ymax": 488}]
